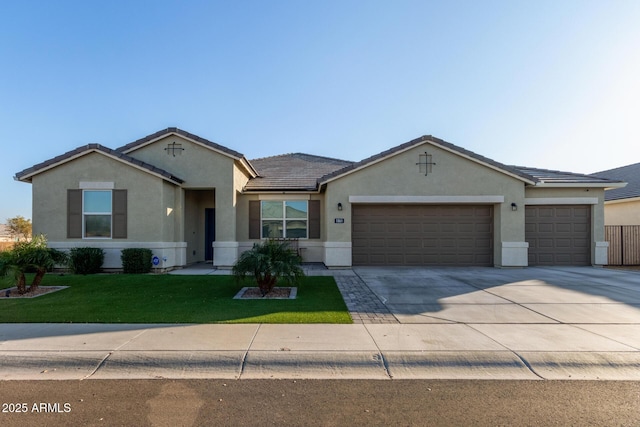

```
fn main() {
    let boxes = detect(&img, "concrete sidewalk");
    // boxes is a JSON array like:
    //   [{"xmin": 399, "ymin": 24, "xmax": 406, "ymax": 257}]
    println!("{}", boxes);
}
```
[
  {"xmin": 1, "ymin": 322, "xmax": 639, "ymax": 381},
  {"xmin": 1, "ymin": 266, "xmax": 639, "ymax": 381}
]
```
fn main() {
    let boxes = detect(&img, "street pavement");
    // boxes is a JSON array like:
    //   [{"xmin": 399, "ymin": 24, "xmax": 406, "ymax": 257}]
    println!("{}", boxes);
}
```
[{"xmin": 1, "ymin": 266, "xmax": 639, "ymax": 381}]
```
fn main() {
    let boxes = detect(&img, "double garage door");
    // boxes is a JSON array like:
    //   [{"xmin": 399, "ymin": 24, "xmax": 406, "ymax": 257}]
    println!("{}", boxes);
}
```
[
  {"xmin": 352, "ymin": 204, "xmax": 591, "ymax": 266},
  {"xmin": 352, "ymin": 205, "xmax": 494, "ymax": 266}
]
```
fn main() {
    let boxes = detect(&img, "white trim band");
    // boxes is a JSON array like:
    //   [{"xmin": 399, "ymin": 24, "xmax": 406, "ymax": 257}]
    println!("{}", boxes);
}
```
[
  {"xmin": 524, "ymin": 197, "xmax": 598, "ymax": 205},
  {"xmin": 349, "ymin": 195, "xmax": 505, "ymax": 204}
]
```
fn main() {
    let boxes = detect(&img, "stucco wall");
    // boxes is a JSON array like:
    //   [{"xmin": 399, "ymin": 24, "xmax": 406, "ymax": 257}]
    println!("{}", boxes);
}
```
[
  {"xmin": 235, "ymin": 193, "xmax": 326, "ymax": 263},
  {"xmin": 31, "ymin": 152, "xmax": 178, "ymax": 242},
  {"xmin": 322, "ymin": 142, "xmax": 527, "ymax": 266},
  {"xmin": 603, "ymin": 199, "xmax": 640, "ymax": 225}
]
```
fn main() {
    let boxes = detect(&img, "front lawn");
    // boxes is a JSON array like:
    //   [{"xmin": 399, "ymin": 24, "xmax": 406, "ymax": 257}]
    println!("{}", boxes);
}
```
[{"xmin": 0, "ymin": 274, "xmax": 352, "ymax": 324}]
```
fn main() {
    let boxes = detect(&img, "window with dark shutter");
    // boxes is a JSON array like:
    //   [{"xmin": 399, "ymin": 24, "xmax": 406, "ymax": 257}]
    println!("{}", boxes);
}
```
[
  {"xmin": 308, "ymin": 200, "xmax": 320, "ymax": 239},
  {"xmin": 67, "ymin": 189, "xmax": 83, "ymax": 238},
  {"xmin": 112, "ymin": 189, "xmax": 127, "ymax": 238},
  {"xmin": 249, "ymin": 201, "xmax": 260, "ymax": 239}
]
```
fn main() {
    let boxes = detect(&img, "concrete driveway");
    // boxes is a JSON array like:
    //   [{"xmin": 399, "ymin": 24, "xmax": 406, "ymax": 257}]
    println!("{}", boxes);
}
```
[{"xmin": 353, "ymin": 266, "xmax": 640, "ymax": 325}]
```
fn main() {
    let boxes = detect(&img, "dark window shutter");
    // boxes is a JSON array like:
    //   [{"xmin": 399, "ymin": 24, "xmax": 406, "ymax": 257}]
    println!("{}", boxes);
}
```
[
  {"xmin": 112, "ymin": 190, "xmax": 127, "ymax": 239},
  {"xmin": 67, "ymin": 189, "xmax": 83, "ymax": 238},
  {"xmin": 249, "ymin": 201, "xmax": 260, "ymax": 239},
  {"xmin": 308, "ymin": 200, "xmax": 320, "ymax": 239}
]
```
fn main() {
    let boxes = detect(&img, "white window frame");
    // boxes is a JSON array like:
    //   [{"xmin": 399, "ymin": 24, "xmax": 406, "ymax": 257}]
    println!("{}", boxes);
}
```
[
  {"xmin": 260, "ymin": 200, "xmax": 309, "ymax": 239},
  {"xmin": 83, "ymin": 190, "xmax": 113, "ymax": 239}
]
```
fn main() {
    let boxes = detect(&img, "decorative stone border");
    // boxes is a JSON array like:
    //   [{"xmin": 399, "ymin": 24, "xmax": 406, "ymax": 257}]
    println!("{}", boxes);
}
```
[
  {"xmin": 0, "ymin": 286, "xmax": 69, "ymax": 299},
  {"xmin": 233, "ymin": 287, "xmax": 297, "ymax": 300}
]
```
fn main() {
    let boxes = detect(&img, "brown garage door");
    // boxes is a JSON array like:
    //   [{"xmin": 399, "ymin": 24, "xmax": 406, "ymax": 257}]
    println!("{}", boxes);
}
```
[
  {"xmin": 525, "ymin": 205, "xmax": 591, "ymax": 266},
  {"xmin": 352, "ymin": 205, "xmax": 493, "ymax": 266}
]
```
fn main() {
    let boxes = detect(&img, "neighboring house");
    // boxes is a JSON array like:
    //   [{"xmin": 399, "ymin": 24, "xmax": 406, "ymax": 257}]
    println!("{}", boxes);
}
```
[
  {"xmin": 592, "ymin": 163, "xmax": 640, "ymax": 225},
  {"xmin": 14, "ymin": 128, "xmax": 625, "ymax": 270},
  {"xmin": 0, "ymin": 224, "xmax": 14, "ymax": 242},
  {"xmin": 591, "ymin": 163, "xmax": 640, "ymax": 265}
]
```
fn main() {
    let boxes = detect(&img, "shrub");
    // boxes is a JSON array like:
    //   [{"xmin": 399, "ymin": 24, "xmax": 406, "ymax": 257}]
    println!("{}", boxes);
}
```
[
  {"xmin": 68, "ymin": 247, "xmax": 104, "ymax": 274},
  {"xmin": 0, "ymin": 235, "xmax": 67, "ymax": 294},
  {"xmin": 121, "ymin": 248, "xmax": 152, "ymax": 274},
  {"xmin": 232, "ymin": 240, "xmax": 304, "ymax": 296}
]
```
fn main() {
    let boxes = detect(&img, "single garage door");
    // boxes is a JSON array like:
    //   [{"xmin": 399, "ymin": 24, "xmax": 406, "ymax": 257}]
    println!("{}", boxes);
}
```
[
  {"xmin": 352, "ymin": 205, "xmax": 493, "ymax": 266},
  {"xmin": 525, "ymin": 205, "xmax": 591, "ymax": 266}
]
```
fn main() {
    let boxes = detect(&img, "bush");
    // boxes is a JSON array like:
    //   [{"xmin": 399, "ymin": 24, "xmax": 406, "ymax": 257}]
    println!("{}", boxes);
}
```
[
  {"xmin": 121, "ymin": 248, "xmax": 152, "ymax": 274},
  {"xmin": 232, "ymin": 240, "xmax": 304, "ymax": 296},
  {"xmin": 68, "ymin": 247, "xmax": 104, "ymax": 274},
  {"xmin": 0, "ymin": 234, "xmax": 67, "ymax": 294}
]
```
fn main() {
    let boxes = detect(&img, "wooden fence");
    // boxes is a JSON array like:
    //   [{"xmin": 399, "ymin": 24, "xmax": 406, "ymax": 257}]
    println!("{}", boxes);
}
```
[{"xmin": 605, "ymin": 225, "xmax": 640, "ymax": 265}]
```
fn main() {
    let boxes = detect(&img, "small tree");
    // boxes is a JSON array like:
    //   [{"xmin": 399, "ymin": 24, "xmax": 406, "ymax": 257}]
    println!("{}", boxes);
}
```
[
  {"xmin": 0, "ymin": 235, "xmax": 67, "ymax": 294},
  {"xmin": 6, "ymin": 216, "xmax": 32, "ymax": 241},
  {"xmin": 232, "ymin": 240, "xmax": 304, "ymax": 296}
]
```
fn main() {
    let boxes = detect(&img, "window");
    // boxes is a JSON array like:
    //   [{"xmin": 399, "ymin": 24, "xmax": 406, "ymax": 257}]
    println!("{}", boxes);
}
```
[
  {"xmin": 68, "ymin": 189, "xmax": 126, "ymax": 239},
  {"xmin": 83, "ymin": 190, "xmax": 112, "ymax": 238},
  {"xmin": 261, "ymin": 201, "xmax": 308, "ymax": 238}
]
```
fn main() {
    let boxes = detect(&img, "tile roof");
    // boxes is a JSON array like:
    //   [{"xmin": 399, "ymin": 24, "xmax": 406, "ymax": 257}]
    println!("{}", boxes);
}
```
[
  {"xmin": 245, "ymin": 153, "xmax": 353, "ymax": 191},
  {"xmin": 116, "ymin": 127, "xmax": 245, "ymax": 159},
  {"xmin": 513, "ymin": 166, "xmax": 620, "ymax": 186},
  {"xmin": 591, "ymin": 163, "xmax": 640, "ymax": 201},
  {"xmin": 319, "ymin": 135, "xmax": 538, "ymax": 184},
  {"xmin": 15, "ymin": 129, "xmax": 624, "ymax": 193},
  {"xmin": 14, "ymin": 144, "xmax": 184, "ymax": 184}
]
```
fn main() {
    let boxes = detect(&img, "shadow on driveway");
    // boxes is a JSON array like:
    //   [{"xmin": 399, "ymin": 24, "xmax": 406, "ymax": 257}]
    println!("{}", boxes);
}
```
[{"xmin": 353, "ymin": 266, "xmax": 640, "ymax": 325}]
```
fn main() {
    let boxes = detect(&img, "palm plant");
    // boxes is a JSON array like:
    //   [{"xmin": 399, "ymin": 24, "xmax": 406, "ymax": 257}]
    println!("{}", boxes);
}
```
[
  {"xmin": 0, "ymin": 235, "xmax": 67, "ymax": 294},
  {"xmin": 232, "ymin": 240, "xmax": 304, "ymax": 296}
]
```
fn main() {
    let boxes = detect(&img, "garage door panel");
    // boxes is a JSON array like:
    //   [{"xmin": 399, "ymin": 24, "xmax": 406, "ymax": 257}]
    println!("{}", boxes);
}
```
[
  {"xmin": 352, "ymin": 205, "xmax": 493, "ymax": 266},
  {"xmin": 525, "ymin": 205, "xmax": 590, "ymax": 266}
]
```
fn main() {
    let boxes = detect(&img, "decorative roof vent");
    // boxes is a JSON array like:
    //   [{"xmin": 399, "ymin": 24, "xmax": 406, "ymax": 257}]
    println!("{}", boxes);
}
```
[
  {"xmin": 416, "ymin": 152, "xmax": 436, "ymax": 176},
  {"xmin": 165, "ymin": 141, "xmax": 184, "ymax": 157}
]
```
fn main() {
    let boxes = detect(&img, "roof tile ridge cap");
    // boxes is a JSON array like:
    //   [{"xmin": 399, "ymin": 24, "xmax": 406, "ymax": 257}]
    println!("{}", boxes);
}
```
[
  {"xmin": 291, "ymin": 152, "xmax": 355, "ymax": 163},
  {"xmin": 314, "ymin": 136, "xmax": 430, "ymax": 183},
  {"xmin": 250, "ymin": 153, "xmax": 296, "ymax": 161},
  {"xmin": 173, "ymin": 128, "xmax": 245, "ymax": 158},
  {"xmin": 115, "ymin": 128, "xmax": 172, "ymax": 152}
]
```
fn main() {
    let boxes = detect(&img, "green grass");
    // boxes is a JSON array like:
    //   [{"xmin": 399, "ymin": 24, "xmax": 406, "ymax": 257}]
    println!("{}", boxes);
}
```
[{"xmin": 0, "ymin": 274, "xmax": 352, "ymax": 324}]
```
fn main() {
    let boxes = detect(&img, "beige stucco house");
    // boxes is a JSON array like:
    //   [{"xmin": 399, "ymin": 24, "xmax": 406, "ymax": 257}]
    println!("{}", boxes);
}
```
[
  {"xmin": 592, "ymin": 163, "xmax": 640, "ymax": 226},
  {"xmin": 15, "ymin": 128, "xmax": 624, "ymax": 270}
]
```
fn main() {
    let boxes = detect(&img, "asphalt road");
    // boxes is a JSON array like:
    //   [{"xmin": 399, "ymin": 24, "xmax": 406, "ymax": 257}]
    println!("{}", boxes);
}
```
[{"xmin": 1, "ymin": 379, "xmax": 638, "ymax": 426}]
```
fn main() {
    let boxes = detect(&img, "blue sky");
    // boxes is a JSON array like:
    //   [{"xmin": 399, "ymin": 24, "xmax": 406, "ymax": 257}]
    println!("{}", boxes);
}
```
[{"xmin": 2, "ymin": 0, "xmax": 639, "ymax": 222}]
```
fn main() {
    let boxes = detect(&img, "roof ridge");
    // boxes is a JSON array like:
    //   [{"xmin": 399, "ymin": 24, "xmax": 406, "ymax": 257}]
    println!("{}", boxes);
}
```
[
  {"xmin": 250, "ymin": 152, "xmax": 353, "ymax": 163},
  {"xmin": 318, "ymin": 135, "xmax": 538, "ymax": 184},
  {"xmin": 115, "ymin": 127, "xmax": 245, "ymax": 159},
  {"xmin": 15, "ymin": 143, "xmax": 184, "ymax": 184}
]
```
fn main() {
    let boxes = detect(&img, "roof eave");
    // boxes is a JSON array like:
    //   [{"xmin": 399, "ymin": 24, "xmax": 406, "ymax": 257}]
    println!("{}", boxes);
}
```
[
  {"xmin": 318, "ymin": 136, "xmax": 538, "ymax": 186},
  {"xmin": 119, "ymin": 129, "xmax": 244, "ymax": 159},
  {"xmin": 15, "ymin": 147, "xmax": 184, "ymax": 186},
  {"xmin": 533, "ymin": 181, "xmax": 627, "ymax": 188},
  {"xmin": 238, "ymin": 157, "xmax": 259, "ymax": 178},
  {"xmin": 428, "ymin": 141, "xmax": 537, "ymax": 185}
]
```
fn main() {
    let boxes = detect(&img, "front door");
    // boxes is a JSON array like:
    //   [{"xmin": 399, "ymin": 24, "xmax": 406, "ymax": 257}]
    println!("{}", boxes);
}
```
[{"xmin": 204, "ymin": 208, "xmax": 216, "ymax": 261}]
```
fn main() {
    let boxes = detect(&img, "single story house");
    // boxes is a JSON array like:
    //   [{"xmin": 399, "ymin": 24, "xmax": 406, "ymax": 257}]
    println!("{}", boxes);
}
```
[
  {"xmin": 15, "ymin": 127, "xmax": 625, "ymax": 270},
  {"xmin": 592, "ymin": 163, "xmax": 640, "ymax": 226}
]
